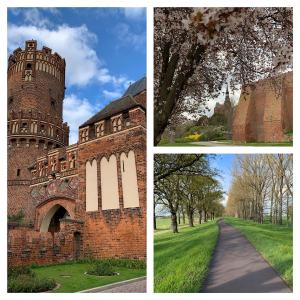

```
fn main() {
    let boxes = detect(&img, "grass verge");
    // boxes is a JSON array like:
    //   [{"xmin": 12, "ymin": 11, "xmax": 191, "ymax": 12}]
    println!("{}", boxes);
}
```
[
  {"xmin": 224, "ymin": 217, "xmax": 293, "ymax": 288},
  {"xmin": 158, "ymin": 141, "xmax": 292, "ymax": 147},
  {"xmin": 154, "ymin": 219, "xmax": 219, "ymax": 292}
]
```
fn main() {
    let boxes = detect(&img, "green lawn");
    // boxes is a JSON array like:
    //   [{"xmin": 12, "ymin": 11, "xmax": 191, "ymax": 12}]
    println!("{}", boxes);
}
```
[
  {"xmin": 154, "ymin": 219, "xmax": 219, "ymax": 292},
  {"xmin": 158, "ymin": 140, "xmax": 292, "ymax": 147},
  {"xmin": 224, "ymin": 217, "xmax": 293, "ymax": 287},
  {"xmin": 33, "ymin": 261, "xmax": 146, "ymax": 292},
  {"xmin": 155, "ymin": 216, "xmax": 190, "ymax": 234},
  {"xmin": 157, "ymin": 142, "xmax": 202, "ymax": 147}
]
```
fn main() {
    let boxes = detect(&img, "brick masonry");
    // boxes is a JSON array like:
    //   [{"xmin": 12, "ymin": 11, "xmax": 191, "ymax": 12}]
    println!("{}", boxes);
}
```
[
  {"xmin": 232, "ymin": 72, "xmax": 293, "ymax": 142},
  {"xmin": 8, "ymin": 41, "xmax": 146, "ymax": 267}
]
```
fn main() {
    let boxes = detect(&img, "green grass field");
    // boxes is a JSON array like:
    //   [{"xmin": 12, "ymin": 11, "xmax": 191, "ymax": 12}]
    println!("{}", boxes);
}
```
[
  {"xmin": 154, "ymin": 218, "xmax": 219, "ymax": 292},
  {"xmin": 158, "ymin": 140, "xmax": 292, "ymax": 147},
  {"xmin": 33, "ymin": 261, "xmax": 145, "ymax": 292},
  {"xmin": 224, "ymin": 217, "xmax": 293, "ymax": 287}
]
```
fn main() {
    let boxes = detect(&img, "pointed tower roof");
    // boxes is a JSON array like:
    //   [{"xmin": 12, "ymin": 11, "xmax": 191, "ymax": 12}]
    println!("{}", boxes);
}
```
[{"xmin": 224, "ymin": 84, "xmax": 231, "ymax": 105}]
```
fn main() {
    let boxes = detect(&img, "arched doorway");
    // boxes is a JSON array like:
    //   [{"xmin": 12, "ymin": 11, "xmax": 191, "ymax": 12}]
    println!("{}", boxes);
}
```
[{"xmin": 40, "ymin": 204, "xmax": 70, "ymax": 233}]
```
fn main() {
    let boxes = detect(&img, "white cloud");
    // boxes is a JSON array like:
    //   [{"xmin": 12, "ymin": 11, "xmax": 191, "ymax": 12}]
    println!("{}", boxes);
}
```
[
  {"xmin": 103, "ymin": 90, "xmax": 122, "ymax": 100},
  {"xmin": 9, "ymin": 8, "xmax": 61, "ymax": 27},
  {"xmin": 63, "ymin": 94, "xmax": 101, "ymax": 144},
  {"xmin": 115, "ymin": 23, "xmax": 146, "ymax": 51},
  {"xmin": 123, "ymin": 8, "xmax": 146, "ymax": 20},
  {"xmin": 8, "ymin": 23, "xmax": 130, "ymax": 88}
]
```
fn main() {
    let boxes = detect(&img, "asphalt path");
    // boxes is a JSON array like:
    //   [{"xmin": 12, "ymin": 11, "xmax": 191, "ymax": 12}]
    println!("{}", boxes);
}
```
[
  {"xmin": 203, "ymin": 219, "xmax": 291, "ymax": 293},
  {"xmin": 81, "ymin": 277, "xmax": 146, "ymax": 293}
]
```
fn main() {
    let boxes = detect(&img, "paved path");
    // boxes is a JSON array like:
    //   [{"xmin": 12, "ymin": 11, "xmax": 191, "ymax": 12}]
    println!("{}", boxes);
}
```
[
  {"xmin": 189, "ymin": 141, "xmax": 232, "ymax": 147},
  {"xmin": 80, "ymin": 277, "xmax": 146, "ymax": 293},
  {"xmin": 203, "ymin": 220, "xmax": 291, "ymax": 293}
]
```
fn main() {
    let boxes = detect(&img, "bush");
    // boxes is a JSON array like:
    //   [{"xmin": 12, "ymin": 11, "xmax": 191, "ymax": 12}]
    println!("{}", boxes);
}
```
[
  {"xmin": 8, "ymin": 267, "xmax": 56, "ymax": 293},
  {"xmin": 200, "ymin": 126, "xmax": 227, "ymax": 141},
  {"xmin": 8, "ymin": 210, "xmax": 25, "ymax": 224},
  {"xmin": 87, "ymin": 260, "xmax": 116, "ymax": 276},
  {"xmin": 184, "ymin": 133, "xmax": 201, "ymax": 142},
  {"xmin": 8, "ymin": 266, "xmax": 33, "ymax": 279}
]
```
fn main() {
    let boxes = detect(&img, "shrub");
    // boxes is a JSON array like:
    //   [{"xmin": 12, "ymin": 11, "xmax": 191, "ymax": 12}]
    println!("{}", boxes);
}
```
[
  {"xmin": 8, "ymin": 210, "xmax": 25, "ymax": 224},
  {"xmin": 8, "ymin": 266, "xmax": 33, "ymax": 279},
  {"xmin": 184, "ymin": 133, "xmax": 201, "ymax": 142},
  {"xmin": 87, "ymin": 260, "xmax": 116, "ymax": 276},
  {"xmin": 200, "ymin": 126, "xmax": 227, "ymax": 141},
  {"xmin": 8, "ymin": 267, "xmax": 56, "ymax": 293}
]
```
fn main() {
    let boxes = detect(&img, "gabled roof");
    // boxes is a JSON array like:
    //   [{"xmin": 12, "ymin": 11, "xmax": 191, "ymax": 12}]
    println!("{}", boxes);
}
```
[
  {"xmin": 123, "ymin": 76, "xmax": 146, "ymax": 97},
  {"xmin": 79, "ymin": 77, "xmax": 146, "ymax": 128},
  {"xmin": 79, "ymin": 95, "xmax": 145, "ymax": 128}
]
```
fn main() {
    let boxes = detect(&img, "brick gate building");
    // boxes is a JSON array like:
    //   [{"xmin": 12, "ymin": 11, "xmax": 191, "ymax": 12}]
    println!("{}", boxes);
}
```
[{"xmin": 7, "ymin": 40, "xmax": 146, "ymax": 266}]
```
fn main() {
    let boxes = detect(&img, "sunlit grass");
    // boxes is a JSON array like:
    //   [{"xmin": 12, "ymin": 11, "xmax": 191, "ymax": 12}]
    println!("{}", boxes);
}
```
[{"xmin": 154, "ymin": 220, "xmax": 218, "ymax": 292}]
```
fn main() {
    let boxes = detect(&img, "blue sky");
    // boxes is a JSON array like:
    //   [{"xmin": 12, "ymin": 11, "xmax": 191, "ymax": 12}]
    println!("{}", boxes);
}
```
[
  {"xmin": 209, "ymin": 154, "xmax": 236, "ymax": 205},
  {"xmin": 7, "ymin": 7, "xmax": 146, "ymax": 143}
]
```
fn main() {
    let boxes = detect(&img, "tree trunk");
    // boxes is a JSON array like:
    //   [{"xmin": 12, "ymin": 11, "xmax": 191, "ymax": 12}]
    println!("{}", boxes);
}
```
[
  {"xmin": 182, "ymin": 209, "xmax": 186, "ymax": 224},
  {"xmin": 178, "ymin": 212, "xmax": 181, "ymax": 225},
  {"xmin": 204, "ymin": 210, "xmax": 207, "ymax": 222},
  {"xmin": 198, "ymin": 210, "xmax": 202, "ymax": 224},
  {"xmin": 171, "ymin": 212, "xmax": 178, "ymax": 233},
  {"xmin": 153, "ymin": 203, "xmax": 157, "ymax": 230},
  {"xmin": 154, "ymin": 44, "xmax": 206, "ymax": 145},
  {"xmin": 188, "ymin": 210, "xmax": 194, "ymax": 227}
]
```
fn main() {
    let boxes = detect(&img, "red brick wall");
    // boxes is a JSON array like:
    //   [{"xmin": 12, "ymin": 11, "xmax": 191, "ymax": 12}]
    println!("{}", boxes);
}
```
[
  {"xmin": 77, "ymin": 124, "xmax": 146, "ymax": 260},
  {"xmin": 8, "ymin": 220, "xmax": 83, "ymax": 267},
  {"xmin": 232, "ymin": 72, "xmax": 293, "ymax": 142}
]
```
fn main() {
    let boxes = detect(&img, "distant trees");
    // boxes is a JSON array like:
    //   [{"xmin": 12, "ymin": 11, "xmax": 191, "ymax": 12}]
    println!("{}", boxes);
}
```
[
  {"xmin": 226, "ymin": 154, "xmax": 293, "ymax": 225},
  {"xmin": 154, "ymin": 154, "xmax": 224, "ymax": 232}
]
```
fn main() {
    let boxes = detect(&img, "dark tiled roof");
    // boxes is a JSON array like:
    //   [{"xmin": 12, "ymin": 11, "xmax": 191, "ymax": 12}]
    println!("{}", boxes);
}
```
[
  {"xmin": 79, "ymin": 77, "xmax": 146, "ymax": 128},
  {"xmin": 123, "ymin": 76, "xmax": 146, "ymax": 97},
  {"xmin": 79, "ymin": 95, "xmax": 145, "ymax": 128}
]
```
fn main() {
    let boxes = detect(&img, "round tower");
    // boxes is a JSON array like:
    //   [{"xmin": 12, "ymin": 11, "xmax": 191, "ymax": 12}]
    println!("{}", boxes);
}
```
[{"xmin": 8, "ymin": 40, "xmax": 69, "ymax": 222}]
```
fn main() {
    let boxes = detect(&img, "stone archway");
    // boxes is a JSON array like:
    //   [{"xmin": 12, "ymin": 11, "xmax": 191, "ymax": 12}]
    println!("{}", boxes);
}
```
[
  {"xmin": 40, "ymin": 204, "xmax": 71, "ymax": 233},
  {"xmin": 36, "ymin": 198, "xmax": 75, "ymax": 232}
]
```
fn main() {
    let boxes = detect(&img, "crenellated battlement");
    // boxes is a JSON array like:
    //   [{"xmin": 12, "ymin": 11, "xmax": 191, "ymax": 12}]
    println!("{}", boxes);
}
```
[{"xmin": 8, "ymin": 40, "xmax": 65, "ymax": 84}]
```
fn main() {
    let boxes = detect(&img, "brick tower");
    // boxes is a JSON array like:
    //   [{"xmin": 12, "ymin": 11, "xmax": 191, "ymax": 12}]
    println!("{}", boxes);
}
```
[{"xmin": 8, "ymin": 40, "xmax": 69, "ymax": 222}]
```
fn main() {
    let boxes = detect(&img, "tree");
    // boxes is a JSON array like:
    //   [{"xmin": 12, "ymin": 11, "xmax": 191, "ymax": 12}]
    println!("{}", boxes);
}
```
[
  {"xmin": 154, "ymin": 154, "xmax": 223, "ymax": 232},
  {"xmin": 155, "ymin": 175, "xmax": 182, "ymax": 233},
  {"xmin": 226, "ymin": 154, "xmax": 293, "ymax": 225},
  {"xmin": 154, "ymin": 154, "xmax": 214, "ymax": 183},
  {"xmin": 154, "ymin": 7, "xmax": 293, "ymax": 145}
]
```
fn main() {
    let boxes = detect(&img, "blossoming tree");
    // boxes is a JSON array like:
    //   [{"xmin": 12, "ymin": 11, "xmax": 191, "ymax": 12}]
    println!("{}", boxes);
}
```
[{"xmin": 154, "ymin": 7, "xmax": 293, "ymax": 145}]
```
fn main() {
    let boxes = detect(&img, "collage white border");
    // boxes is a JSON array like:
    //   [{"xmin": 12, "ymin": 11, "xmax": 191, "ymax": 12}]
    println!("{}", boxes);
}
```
[{"xmin": 0, "ymin": 0, "xmax": 298, "ymax": 299}]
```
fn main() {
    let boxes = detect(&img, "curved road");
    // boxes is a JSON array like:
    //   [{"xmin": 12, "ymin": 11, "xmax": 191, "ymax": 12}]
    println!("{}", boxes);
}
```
[{"xmin": 203, "ymin": 220, "xmax": 291, "ymax": 293}]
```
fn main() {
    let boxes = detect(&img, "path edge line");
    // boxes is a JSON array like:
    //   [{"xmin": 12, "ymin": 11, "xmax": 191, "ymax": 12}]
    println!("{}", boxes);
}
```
[
  {"xmin": 76, "ymin": 276, "xmax": 146, "ymax": 293},
  {"xmin": 200, "ymin": 218, "xmax": 222, "ymax": 292}
]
